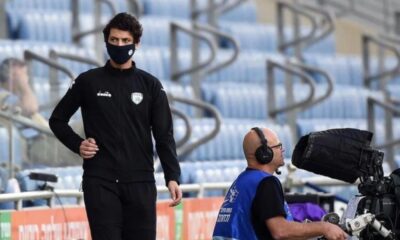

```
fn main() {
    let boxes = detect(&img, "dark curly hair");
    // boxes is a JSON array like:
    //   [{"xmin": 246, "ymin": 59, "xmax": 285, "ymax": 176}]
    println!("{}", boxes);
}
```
[{"xmin": 102, "ymin": 12, "xmax": 143, "ymax": 44}]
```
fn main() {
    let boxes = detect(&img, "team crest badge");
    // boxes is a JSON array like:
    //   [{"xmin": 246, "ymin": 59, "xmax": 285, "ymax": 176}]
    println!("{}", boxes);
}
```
[{"xmin": 131, "ymin": 92, "xmax": 143, "ymax": 104}]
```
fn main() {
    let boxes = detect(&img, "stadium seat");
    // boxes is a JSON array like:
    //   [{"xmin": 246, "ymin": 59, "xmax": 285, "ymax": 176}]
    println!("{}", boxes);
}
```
[
  {"xmin": 0, "ymin": 40, "xmax": 97, "ymax": 79},
  {"xmin": 142, "ymin": 0, "xmax": 257, "ymax": 22},
  {"xmin": 0, "ymin": 126, "xmax": 24, "ymax": 171},
  {"xmin": 220, "ymin": 22, "xmax": 278, "ymax": 52},
  {"xmin": 134, "ymin": 46, "xmax": 167, "ymax": 79},
  {"xmin": 163, "ymin": 81, "xmax": 196, "ymax": 117},
  {"xmin": 205, "ymin": 83, "xmax": 385, "ymax": 120},
  {"xmin": 15, "ymin": 166, "xmax": 83, "ymax": 206},
  {"xmin": 0, "ymin": 178, "xmax": 21, "ymax": 209},
  {"xmin": 177, "ymin": 118, "xmax": 294, "ymax": 161}
]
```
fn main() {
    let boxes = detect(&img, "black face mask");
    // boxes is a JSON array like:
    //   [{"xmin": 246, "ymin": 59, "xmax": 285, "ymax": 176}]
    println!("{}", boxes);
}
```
[{"xmin": 106, "ymin": 42, "xmax": 135, "ymax": 65}]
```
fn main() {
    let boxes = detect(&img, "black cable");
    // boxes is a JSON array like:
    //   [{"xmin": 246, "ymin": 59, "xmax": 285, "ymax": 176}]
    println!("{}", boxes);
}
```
[
  {"xmin": 53, "ymin": 190, "xmax": 70, "ymax": 237},
  {"xmin": 37, "ymin": 180, "xmax": 70, "ymax": 237}
]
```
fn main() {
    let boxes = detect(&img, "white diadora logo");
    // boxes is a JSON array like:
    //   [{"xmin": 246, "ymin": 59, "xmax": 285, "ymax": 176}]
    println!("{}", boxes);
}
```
[
  {"xmin": 131, "ymin": 92, "xmax": 143, "ymax": 104},
  {"xmin": 97, "ymin": 91, "xmax": 112, "ymax": 97},
  {"xmin": 128, "ymin": 49, "xmax": 133, "ymax": 56}
]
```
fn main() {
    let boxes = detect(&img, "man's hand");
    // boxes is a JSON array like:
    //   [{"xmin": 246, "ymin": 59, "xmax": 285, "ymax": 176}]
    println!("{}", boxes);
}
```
[
  {"xmin": 323, "ymin": 222, "xmax": 348, "ymax": 240},
  {"xmin": 167, "ymin": 180, "xmax": 182, "ymax": 207},
  {"xmin": 80, "ymin": 138, "xmax": 99, "ymax": 159},
  {"xmin": 12, "ymin": 67, "xmax": 30, "ymax": 94}
]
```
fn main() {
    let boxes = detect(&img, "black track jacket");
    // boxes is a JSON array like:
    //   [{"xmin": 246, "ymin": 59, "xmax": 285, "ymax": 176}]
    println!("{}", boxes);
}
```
[{"xmin": 49, "ymin": 61, "xmax": 180, "ymax": 184}]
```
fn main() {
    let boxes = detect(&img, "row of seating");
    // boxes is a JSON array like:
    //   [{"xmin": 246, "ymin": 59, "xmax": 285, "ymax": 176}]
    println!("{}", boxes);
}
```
[
  {"xmin": 2, "ymin": 0, "xmax": 399, "ymax": 204},
  {"xmin": 203, "ymin": 83, "xmax": 385, "ymax": 120},
  {"xmin": 305, "ymin": 54, "xmax": 400, "ymax": 86},
  {"xmin": 0, "ymin": 126, "xmax": 24, "ymax": 171},
  {"xmin": 6, "ymin": 0, "xmax": 257, "ymax": 23},
  {"xmin": 220, "ymin": 22, "xmax": 336, "ymax": 54},
  {"xmin": 140, "ymin": 0, "xmax": 258, "ymax": 22},
  {"xmin": 0, "ymin": 39, "xmax": 97, "ymax": 81},
  {"xmin": 10, "ymin": 11, "xmax": 336, "ymax": 54},
  {"xmin": 4, "ymin": 41, "xmax": 397, "ymax": 94},
  {"xmin": 174, "ymin": 118, "xmax": 294, "ymax": 161}
]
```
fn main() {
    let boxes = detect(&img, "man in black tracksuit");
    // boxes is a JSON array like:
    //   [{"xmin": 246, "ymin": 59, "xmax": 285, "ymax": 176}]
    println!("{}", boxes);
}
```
[{"xmin": 49, "ymin": 13, "xmax": 182, "ymax": 240}]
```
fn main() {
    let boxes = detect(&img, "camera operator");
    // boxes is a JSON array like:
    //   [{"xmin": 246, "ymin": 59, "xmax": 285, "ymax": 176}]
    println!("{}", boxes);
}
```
[{"xmin": 213, "ymin": 127, "xmax": 348, "ymax": 240}]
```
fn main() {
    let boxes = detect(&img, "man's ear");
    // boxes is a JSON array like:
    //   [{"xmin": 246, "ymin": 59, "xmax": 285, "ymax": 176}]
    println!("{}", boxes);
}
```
[{"xmin": 135, "ymin": 42, "xmax": 140, "ymax": 49}]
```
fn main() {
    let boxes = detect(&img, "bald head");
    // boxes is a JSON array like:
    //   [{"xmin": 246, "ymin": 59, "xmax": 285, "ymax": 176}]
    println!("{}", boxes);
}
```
[{"xmin": 243, "ymin": 127, "xmax": 280, "ymax": 164}]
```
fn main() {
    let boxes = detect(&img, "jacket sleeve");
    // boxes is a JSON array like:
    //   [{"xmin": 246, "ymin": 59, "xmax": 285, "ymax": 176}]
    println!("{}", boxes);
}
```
[
  {"xmin": 151, "ymin": 80, "xmax": 181, "ymax": 185},
  {"xmin": 49, "ymin": 76, "xmax": 85, "ymax": 154}
]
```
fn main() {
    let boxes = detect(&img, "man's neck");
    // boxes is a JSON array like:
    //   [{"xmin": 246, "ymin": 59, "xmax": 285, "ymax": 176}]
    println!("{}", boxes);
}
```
[
  {"xmin": 247, "ymin": 162, "xmax": 275, "ymax": 175},
  {"xmin": 109, "ymin": 59, "xmax": 132, "ymax": 69}
]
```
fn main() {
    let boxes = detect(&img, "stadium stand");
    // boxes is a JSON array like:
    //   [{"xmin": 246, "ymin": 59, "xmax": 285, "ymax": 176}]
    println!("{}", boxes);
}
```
[{"xmin": 0, "ymin": 0, "xmax": 399, "ymax": 215}]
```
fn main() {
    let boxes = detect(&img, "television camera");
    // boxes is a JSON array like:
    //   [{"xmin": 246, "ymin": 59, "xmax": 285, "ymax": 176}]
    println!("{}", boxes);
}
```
[{"xmin": 292, "ymin": 128, "xmax": 400, "ymax": 239}]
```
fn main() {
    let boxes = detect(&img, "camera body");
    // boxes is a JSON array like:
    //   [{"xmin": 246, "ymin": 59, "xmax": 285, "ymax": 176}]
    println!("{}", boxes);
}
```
[{"xmin": 292, "ymin": 128, "xmax": 400, "ymax": 239}]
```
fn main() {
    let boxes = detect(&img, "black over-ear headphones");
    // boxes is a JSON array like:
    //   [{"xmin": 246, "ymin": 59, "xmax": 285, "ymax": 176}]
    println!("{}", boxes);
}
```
[{"xmin": 251, "ymin": 127, "xmax": 274, "ymax": 164}]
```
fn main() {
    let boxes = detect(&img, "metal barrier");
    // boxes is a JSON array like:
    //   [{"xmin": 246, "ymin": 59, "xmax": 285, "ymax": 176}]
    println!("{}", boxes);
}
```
[
  {"xmin": 277, "ymin": 1, "xmax": 334, "ymax": 60},
  {"xmin": 367, "ymin": 97, "xmax": 400, "ymax": 170},
  {"xmin": 266, "ymin": 59, "xmax": 333, "ymax": 141},
  {"xmin": 0, "ymin": 0, "xmax": 6, "ymax": 38},
  {"xmin": 170, "ymin": 0, "xmax": 240, "ymax": 115},
  {"xmin": 0, "ymin": 176, "xmax": 354, "ymax": 210},
  {"xmin": 363, "ymin": 34, "xmax": 400, "ymax": 171},
  {"xmin": 168, "ymin": 95, "xmax": 222, "ymax": 159},
  {"xmin": 362, "ymin": 34, "xmax": 400, "ymax": 88},
  {"xmin": 170, "ymin": 106, "xmax": 192, "ymax": 148},
  {"xmin": 170, "ymin": 22, "xmax": 217, "ymax": 82},
  {"xmin": 317, "ymin": 0, "xmax": 400, "ymax": 34}
]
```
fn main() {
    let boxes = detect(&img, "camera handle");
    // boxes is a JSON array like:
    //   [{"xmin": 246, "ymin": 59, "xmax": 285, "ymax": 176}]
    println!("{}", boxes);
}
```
[
  {"xmin": 343, "ymin": 213, "xmax": 394, "ymax": 239},
  {"xmin": 319, "ymin": 212, "xmax": 395, "ymax": 240}
]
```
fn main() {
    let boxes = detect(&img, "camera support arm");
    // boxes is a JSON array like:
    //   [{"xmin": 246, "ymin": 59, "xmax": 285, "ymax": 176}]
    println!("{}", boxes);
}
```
[{"xmin": 344, "ymin": 213, "xmax": 394, "ymax": 239}]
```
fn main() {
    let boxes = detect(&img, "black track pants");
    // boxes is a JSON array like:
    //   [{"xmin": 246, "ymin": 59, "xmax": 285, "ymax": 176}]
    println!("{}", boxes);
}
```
[{"xmin": 82, "ymin": 177, "xmax": 157, "ymax": 240}]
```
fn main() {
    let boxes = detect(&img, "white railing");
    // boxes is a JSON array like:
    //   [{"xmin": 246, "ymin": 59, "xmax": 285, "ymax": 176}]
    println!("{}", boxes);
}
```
[{"xmin": 0, "ymin": 176, "xmax": 355, "ymax": 211}]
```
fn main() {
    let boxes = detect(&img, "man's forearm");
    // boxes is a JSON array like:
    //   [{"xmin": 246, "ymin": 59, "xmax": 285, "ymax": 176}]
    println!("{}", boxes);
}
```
[
  {"xmin": 18, "ymin": 85, "xmax": 39, "ymax": 116},
  {"xmin": 49, "ymin": 117, "xmax": 83, "ymax": 154}
]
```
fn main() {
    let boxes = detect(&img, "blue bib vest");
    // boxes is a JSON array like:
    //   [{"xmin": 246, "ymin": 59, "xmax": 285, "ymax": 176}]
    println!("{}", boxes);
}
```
[{"xmin": 213, "ymin": 169, "xmax": 293, "ymax": 240}]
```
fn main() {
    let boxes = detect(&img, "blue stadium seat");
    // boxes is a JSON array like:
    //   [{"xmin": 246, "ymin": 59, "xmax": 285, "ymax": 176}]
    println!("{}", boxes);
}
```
[
  {"xmin": 0, "ymin": 126, "xmax": 24, "ymax": 171},
  {"xmin": 388, "ymin": 85, "xmax": 400, "ymax": 99},
  {"xmin": 221, "ymin": 23, "xmax": 335, "ymax": 54},
  {"xmin": 142, "ymin": 0, "xmax": 257, "ymax": 22},
  {"xmin": 202, "ymin": 83, "xmax": 275, "ymax": 119},
  {"xmin": 163, "ymin": 82, "xmax": 196, "ymax": 116},
  {"xmin": 134, "ymin": 47, "xmax": 166, "ymax": 79},
  {"xmin": 0, "ymin": 178, "xmax": 21, "ymax": 209},
  {"xmin": 16, "ymin": 166, "xmax": 83, "ymax": 206},
  {"xmin": 300, "ymin": 29, "xmax": 336, "ymax": 55},
  {"xmin": 205, "ymin": 83, "xmax": 384, "ymax": 120},
  {"xmin": 178, "ymin": 160, "xmax": 246, "ymax": 196},
  {"xmin": 140, "ymin": 16, "xmax": 214, "ymax": 51},
  {"xmin": 219, "ymin": 1, "xmax": 257, "ymax": 23},
  {"xmin": 220, "ymin": 22, "xmax": 278, "ymax": 52},
  {"xmin": 15, "ymin": 12, "xmax": 111, "ymax": 47},
  {"xmin": 305, "ymin": 54, "xmax": 360, "ymax": 85},
  {"xmin": 178, "ymin": 118, "xmax": 294, "ymax": 161},
  {"xmin": 143, "ymin": 0, "xmax": 191, "ymax": 19},
  {"xmin": 0, "ymin": 128, "xmax": 9, "ymax": 165},
  {"xmin": 204, "ymin": 52, "xmax": 284, "ymax": 85},
  {"xmin": 304, "ymin": 54, "xmax": 400, "ymax": 87},
  {"xmin": 297, "ymin": 87, "xmax": 384, "ymax": 119},
  {"xmin": 0, "ymin": 40, "xmax": 96, "ymax": 79}
]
